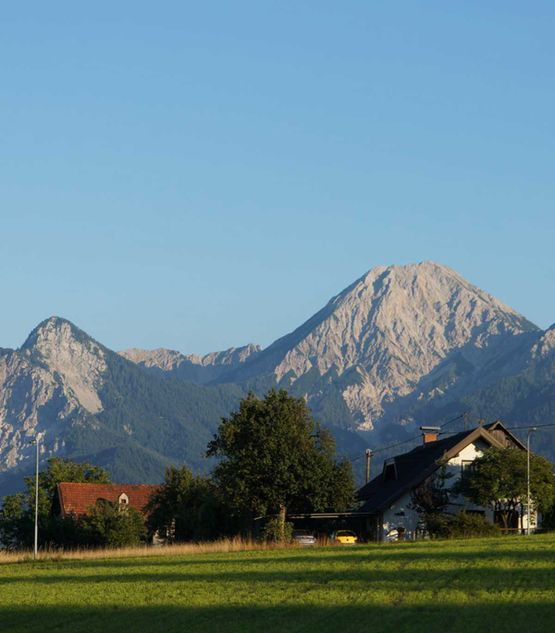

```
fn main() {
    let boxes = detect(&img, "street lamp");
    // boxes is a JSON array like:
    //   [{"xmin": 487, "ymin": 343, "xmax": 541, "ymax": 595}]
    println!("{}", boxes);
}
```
[
  {"xmin": 29, "ymin": 434, "xmax": 41, "ymax": 558},
  {"xmin": 527, "ymin": 428, "xmax": 536, "ymax": 536}
]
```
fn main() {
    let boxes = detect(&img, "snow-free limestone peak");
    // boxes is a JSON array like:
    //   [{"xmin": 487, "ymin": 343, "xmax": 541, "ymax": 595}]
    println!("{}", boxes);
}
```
[
  {"xmin": 119, "ymin": 343, "xmax": 261, "ymax": 384},
  {"xmin": 21, "ymin": 316, "xmax": 107, "ymax": 414},
  {"xmin": 227, "ymin": 262, "xmax": 539, "ymax": 429}
]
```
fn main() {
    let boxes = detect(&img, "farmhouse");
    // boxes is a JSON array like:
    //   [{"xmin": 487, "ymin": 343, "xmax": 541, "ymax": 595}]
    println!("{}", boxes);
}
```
[
  {"xmin": 56, "ymin": 482, "xmax": 159, "ymax": 518},
  {"xmin": 357, "ymin": 421, "xmax": 530, "ymax": 541}
]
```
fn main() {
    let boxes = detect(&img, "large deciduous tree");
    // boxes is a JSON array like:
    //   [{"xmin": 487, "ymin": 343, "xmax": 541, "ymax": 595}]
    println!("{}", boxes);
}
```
[
  {"xmin": 455, "ymin": 447, "xmax": 555, "ymax": 530},
  {"xmin": 206, "ymin": 390, "xmax": 355, "ymax": 539},
  {"xmin": 146, "ymin": 466, "xmax": 235, "ymax": 542}
]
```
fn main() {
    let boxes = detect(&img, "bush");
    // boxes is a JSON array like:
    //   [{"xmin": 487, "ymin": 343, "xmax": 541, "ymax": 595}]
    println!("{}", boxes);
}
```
[
  {"xmin": 79, "ymin": 502, "xmax": 147, "ymax": 547},
  {"xmin": 540, "ymin": 504, "xmax": 555, "ymax": 531},
  {"xmin": 425, "ymin": 512, "xmax": 500, "ymax": 539},
  {"xmin": 261, "ymin": 518, "xmax": 293, "ymax": 543}
]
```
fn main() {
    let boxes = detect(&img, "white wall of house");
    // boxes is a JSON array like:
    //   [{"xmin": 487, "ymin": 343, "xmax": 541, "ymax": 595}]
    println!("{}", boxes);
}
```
[
  {"xmin": 442, "ymin": 441, "xmax": 495, "ymax": 523},
  {"xmin": 381, "ymin": 491, "xmax": 421, "ymax": 540}
]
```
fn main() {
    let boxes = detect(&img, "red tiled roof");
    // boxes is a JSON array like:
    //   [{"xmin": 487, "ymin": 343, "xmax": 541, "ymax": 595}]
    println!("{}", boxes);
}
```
[{"xmin": 57, "ymin": 482, "xmax": 160, "ymax": 518}]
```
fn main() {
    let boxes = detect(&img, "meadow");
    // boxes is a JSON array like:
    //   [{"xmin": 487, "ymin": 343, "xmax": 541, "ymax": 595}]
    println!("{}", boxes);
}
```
[{"xmin": 1, "ymin": 534, "xmax": 555, "ymax": 633}]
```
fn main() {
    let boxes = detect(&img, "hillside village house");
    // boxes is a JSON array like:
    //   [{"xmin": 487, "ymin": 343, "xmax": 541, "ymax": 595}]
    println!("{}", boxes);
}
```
[
  {"xmin": 56, "ymin": 482, "xmax": 159, "ymax": 519},
  {"xmin": 357, "ymin": 421, "xmax": 531, "ymax": 541},
  {"xmin": 288, "ymin": 421, "xmax": 534, "ymax": 541}
]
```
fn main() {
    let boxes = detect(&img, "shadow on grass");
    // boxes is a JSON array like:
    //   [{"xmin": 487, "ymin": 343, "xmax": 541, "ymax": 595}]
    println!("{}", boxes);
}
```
[
  {"xmin": 2, "ymin": 601, "xmax": 555, "ymax": 633},
  {"xmin": 2, "ymin": 563, "xmax": 554, "ymax": 593}
]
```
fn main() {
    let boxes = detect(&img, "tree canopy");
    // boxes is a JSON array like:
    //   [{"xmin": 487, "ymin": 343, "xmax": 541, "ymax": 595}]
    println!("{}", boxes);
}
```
[
  {"xmin": 455, "ymin": 447, "xmax": 555, "ymax": 529},
  {"xmin": 206, "ymin": 390, "xmax": 355, "ymax": 534},
  {"xmin": 146, "ymin": 466, "xmax": 235, "ymax": 542}
]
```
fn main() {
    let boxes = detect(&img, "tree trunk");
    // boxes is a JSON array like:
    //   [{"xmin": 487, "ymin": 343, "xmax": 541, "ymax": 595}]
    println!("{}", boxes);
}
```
[{"xmin": 278, "ymin": 505, "xmax": 287, "ymax": 542}]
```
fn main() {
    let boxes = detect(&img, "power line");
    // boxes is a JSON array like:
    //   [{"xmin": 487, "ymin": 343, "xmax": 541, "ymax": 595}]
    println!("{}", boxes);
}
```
[
  {"xmin": 439, "ymin": 411, "xmax": 468, "ymax": 430},
  {"xmin": 510, "ymin": 424, "xmax": 555, "ymax": 430},
  {"xmin": 344, "ymin": 418, "xmax": 555, "ymax": 480},
  {"xmin": 343, "ymin": 410, "xmax": 470, "ymax": 466},
  {"xmin": 344, "ymin": 414, "xmax": 555, "ymax": 467},
  {"xmin": 369, "ymin": 433, "xmax": 421, "ymax": 455},
  {"xmin": 341, "ymin": 432, "xmax": 421, "ymax": 465},
  {"xmin": 505, "ymin": 424, "xmax": 555, "ymax": 431}
]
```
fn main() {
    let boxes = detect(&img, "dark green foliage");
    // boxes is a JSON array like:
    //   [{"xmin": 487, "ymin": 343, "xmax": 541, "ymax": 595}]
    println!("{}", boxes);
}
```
[
  {"xmin": 0, "ymin": 493, "xmax": 30, "ymax": 549},
  {"xmin": 37, "ymin": 458, "xmax": 111, "ymax": 499},
  {"xmin": 425, "ymin": 512, "xmax": 500, "ymax": 539},
  {"xmin": 410, "ymin": 468, "xmax": 457, "ymax": 538},
  {"xmin": 96, "ymin": 352, "xmax": 247, "ymax": 474},
  {"xmin": 540, "ymin": 504, "xmax": 555, "ymax": 531},
  {"xmin": 410, "ymin": 467, "xmax": 453, "ymax": 515},
  {"xmin": 207, "ymin": 390, "xmax": 356, "ymax": 531},
  {"xmin": 83, "ymin": 445, "xmax": 178, "ymax": 487},
  {"xmin": 146, "ymin": 466, "xmax": 236, "ymax": 542},
  {"xmin": 454, "ymin": 447, "xmax": 555, "ymax": 529},
  {"xmin": 78, "ymin": 502, "xmax": 147, "ymax": 547}
]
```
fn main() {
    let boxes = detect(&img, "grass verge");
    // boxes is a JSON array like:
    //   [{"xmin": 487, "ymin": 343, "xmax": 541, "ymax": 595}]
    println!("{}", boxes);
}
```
[{"xmin": 1, "ymin": 534, "xmax": 555, "ymax": 632}]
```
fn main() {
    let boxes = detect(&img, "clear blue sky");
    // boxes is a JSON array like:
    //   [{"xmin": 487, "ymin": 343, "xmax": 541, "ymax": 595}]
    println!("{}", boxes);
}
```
[{"xmin": 1, "ymin": 2, "xmax": 554, "ymax": 354}]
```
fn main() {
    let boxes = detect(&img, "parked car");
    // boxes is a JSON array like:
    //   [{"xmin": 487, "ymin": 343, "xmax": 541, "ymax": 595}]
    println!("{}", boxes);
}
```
[
  {"xmin": 385, "ymin": 528, "xmax": 399, "ymax": 542},
  {"xmin": 292, "ymin": 530, "xmax": 317, "ymax": 546},
  {"xmin": 332, "ymin": 530, "xmax": 358, "ymax": 544}
]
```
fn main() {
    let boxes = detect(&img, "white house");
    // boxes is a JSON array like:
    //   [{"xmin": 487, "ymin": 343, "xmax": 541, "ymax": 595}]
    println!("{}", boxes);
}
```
[{"xmin": 357, "ymin": 421, "xmax": 532, "ymax": 541}]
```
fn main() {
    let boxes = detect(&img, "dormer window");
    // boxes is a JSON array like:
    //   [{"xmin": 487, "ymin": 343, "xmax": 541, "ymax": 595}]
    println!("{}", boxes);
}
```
[
  {"xmin": 118, "ymin": 493, "xmax": 129, "ymax": 507},
  {"xmin": 383, "ymin": 459, "xmax": 397, "ymax": 482}
]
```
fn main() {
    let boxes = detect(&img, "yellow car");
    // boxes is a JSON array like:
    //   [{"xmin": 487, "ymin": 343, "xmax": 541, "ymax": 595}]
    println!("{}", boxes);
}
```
[{"xmin": 332, "ymin": 530, "xmax": 358, "ymax": 544}]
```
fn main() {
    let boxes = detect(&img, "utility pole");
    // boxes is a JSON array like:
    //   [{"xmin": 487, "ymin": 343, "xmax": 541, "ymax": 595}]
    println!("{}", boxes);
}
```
[
  {"xmin": 365, "ymin": 449, "xmax": 372, "ymax": 483},
  {"xmin": 30, "ymin": 434, "xmax": 41, "ymax": 559},
  {"xmin": 527, "ymin": 428, "xmax": 536, "ymax": 536}
]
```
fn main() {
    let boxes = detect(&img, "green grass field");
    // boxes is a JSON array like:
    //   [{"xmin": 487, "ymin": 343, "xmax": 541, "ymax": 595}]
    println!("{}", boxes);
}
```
[{"xmin": 2, "ymin": 535, "xmax": 555, "ymax": 633}]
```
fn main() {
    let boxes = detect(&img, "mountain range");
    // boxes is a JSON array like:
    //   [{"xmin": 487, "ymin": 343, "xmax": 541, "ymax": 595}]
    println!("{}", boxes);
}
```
[{"xmin": 1, "ymin": 262, "xmax": 553, "ymax": 495}]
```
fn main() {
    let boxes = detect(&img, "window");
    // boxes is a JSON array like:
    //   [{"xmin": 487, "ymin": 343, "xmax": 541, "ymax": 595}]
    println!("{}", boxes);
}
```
[
  {"xmin": 461, "ymin": 460, "xmax": 475, "ymax": 475},
  {"xmin": 465, "ymin": 510, "xmax": 485, "ymax": 517},
  {"xmin": 383, "ymin": 459, "xmax": 397, "ymax": 482}
]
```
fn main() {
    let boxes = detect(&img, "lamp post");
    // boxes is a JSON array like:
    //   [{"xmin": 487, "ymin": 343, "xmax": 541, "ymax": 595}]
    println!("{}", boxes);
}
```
[
  {"xmin": 526, "ymin": 428, "xmax": 536, "ymax": 536},
  {"xmin": 30, "ymin": 434, "xmax": 40, "ymax": 559}
]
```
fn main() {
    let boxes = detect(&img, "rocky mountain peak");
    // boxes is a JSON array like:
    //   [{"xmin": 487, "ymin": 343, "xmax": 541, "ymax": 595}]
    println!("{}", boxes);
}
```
[
  {"xmin": 337, "ymin": 261, "xmax": 534, "ymax": 333},
  {"xmin": 1, "ymin": 265, "xmax": 554, "ymax": 496},
  {"xmin": 234, "ymin": 261, "xmax": 539, "ymax": 429},
  {"xmin": 22, "ymin": 316, "xmax": 84, "ymax": 351},
  {"xmin": 20, "ymin": 316, "xmax": 107, "ymax": 414},
  {"xmin": 120, "ymin": 342, "xmax": 261, "ymax": 384}
]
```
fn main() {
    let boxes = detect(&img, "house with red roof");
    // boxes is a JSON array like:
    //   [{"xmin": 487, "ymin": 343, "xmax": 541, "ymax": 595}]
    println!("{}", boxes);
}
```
[{"xmin": 56, "ymin": 482, "xmax": 160, "ymax": 519}]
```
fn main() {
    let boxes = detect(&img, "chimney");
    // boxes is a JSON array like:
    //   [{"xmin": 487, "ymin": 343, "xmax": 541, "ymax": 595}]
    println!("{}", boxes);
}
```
[{"xmin": 420, "ymin": 426, "xmax": 441, "ymax": 445}]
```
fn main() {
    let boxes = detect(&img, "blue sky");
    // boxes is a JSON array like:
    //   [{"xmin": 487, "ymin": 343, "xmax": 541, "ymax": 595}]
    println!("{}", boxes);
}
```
[{"xmin": 1, "ymin": 2, "xmax": 554, "ymax": 353}]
